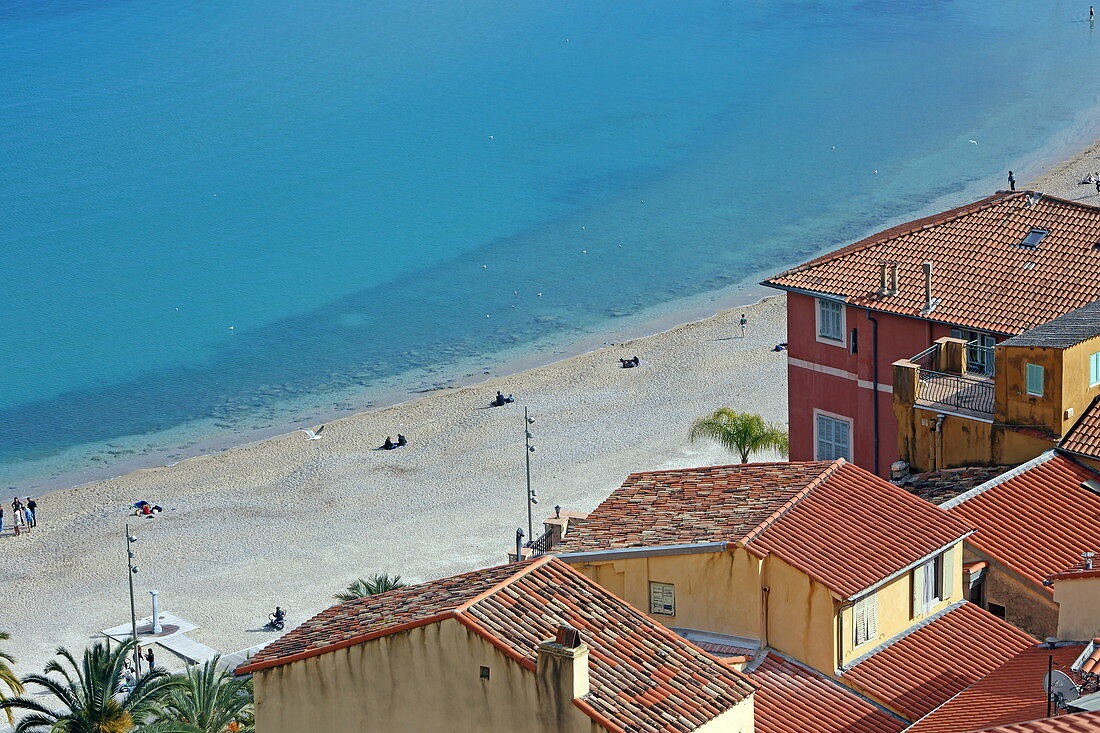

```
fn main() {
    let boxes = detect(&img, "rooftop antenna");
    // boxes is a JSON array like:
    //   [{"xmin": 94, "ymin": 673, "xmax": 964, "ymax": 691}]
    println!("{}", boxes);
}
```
[{"xmin": 1046, "ymin": 669, "xmax": 1081, "ymax": 715}]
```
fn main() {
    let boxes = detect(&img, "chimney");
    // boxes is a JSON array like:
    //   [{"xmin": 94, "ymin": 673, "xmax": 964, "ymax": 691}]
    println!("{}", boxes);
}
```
[
  {"xmin": 1084, "ymin": 552, "xmax": 1095, "ymax": 571},
  {"xmin": 921, "ymin": 261, "xmax": 939, "ymax": 315},
  {"xmin": 537, "ymin": 625, "xmax": 590, "ymax": 705},
  {"xmin": 877, "ymin": 261, "xmax": 899, "ymax": 297}
]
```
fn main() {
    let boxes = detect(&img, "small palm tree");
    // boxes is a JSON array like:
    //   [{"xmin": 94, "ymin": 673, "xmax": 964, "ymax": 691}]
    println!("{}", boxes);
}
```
[
  {"xmin": 334, "ymin": 573, "xmax": 406, "ymax": 601},
  {"xmin": 161, "ymin": 656, "xmax": 253, "ymax": 733},
  {"xmin": 0, "ymin": 631, "xmax": 25, "ymax": 725},
  {"xmin": 0, "ymin": 638, "xmax": 181, "ymax": 733},
  {"xmin": 689, "ymin": 408, "xmax": 790, "ymax": 464}
]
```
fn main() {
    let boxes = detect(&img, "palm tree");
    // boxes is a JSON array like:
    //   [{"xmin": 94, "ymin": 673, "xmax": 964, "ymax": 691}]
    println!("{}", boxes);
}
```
[
  {"xmin": 0, "ymin": 638, "xmax": 181, "ymax": 733},
  {"xmin": 0, "ymin": 631, "xmax": 25, "ymax": 725},
  {"xmin": 161, "ymin": 656, "xmax": 253, "ymax": 733},
  {"xmin": 334, "ymin": 573, "xmax": 406, "ymax": 601},
  {"xmin": 689, "ymin": 408, "xmax": 790, "ymax": 464}
]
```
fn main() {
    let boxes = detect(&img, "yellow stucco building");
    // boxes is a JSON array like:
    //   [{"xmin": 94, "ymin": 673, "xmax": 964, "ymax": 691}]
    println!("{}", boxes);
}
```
[
  {"xmin": 551, "ymin": 459, "xmax": 1036, "ymax": 722},
  {"xmin": 237, "ymin": 556, "xmax": 756, "ymax": 733},
  {"xmin": 894, "ymin": 300, "xmax": 1100, "ymax": 474}
]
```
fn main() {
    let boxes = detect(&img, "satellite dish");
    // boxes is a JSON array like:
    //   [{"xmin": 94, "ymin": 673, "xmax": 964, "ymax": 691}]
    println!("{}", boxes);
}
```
[{"xmin": 1045, "ymin": 670, "xmax": 1081, "ymax": 706}]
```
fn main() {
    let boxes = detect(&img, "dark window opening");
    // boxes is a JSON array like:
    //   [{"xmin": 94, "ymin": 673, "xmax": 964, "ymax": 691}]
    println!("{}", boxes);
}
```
[
  {"xmin": 850, "ymin": 328, "xmax": 859, "ymax": 354},
  {"xmin": 989, "ymin": 603, "xmax": 1006, "ymax": 619},
  {"xmin": 1018, "ymin": 228, "xmax": 1048, "ymax": 248},
  {"xmin": 479, "ymin": 666, "xmax": 490, "ymax": 679}
]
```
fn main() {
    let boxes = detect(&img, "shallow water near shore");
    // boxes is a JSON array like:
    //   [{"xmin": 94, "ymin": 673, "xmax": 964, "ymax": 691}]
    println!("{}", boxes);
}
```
[{"xmin": 4, "ymin": 0, "xmax": 1100, "ymax": 489}]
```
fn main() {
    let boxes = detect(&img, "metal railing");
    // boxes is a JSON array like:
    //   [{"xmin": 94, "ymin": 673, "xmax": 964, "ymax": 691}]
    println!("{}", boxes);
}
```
[
  {"xmin": 526, "ymin": 528, "xmax": 555, "ymax": 557},
  {"xmin": 916, "ymin": 369, "xmax": 995, "ymax": 415},
  {"xmin": 965, "ymin": 342, "xmax": 996, "ymax": 376}
]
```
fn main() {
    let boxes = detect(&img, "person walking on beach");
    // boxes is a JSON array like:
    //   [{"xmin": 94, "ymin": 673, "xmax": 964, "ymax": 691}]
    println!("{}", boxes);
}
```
[
  {"xmin": 26, "ymin": 498, "xmax": 35, "ymax": 528},
  {"xmin": 739, "ymin": 314, "xmax": 747, "ymax": 338},
  {"xmin": 1008, "ymin": 171, "xmax": 1016, "ymax": 191}
]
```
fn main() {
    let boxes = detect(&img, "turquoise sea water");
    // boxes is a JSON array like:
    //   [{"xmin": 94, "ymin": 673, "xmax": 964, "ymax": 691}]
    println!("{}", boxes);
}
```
[{"xmin": 4, "ymin": 0, "xmax": 1100, "ymax": 489}]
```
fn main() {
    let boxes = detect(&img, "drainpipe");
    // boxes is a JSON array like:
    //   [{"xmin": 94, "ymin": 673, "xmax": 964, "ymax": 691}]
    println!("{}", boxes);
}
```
[
  {"xmin": 932, "ymin": 414, "xmax": 945, "ymax": 471},
  {"xmin": 761, "ymin": 585, "xmax": 770, "ymax": 649},
  {"xmin": 837, "ymin": 600, "xmax": 854, "ymax": 671},
  {"xmin": 871, "ymin": 312, "xmax": 880, "ymax": 473}
]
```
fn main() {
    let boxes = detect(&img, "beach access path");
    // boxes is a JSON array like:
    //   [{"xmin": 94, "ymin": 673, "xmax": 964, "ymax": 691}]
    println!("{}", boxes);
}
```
[{"xmin": 0, "ymin": 296, "xmax": 788, "ymax": 677}]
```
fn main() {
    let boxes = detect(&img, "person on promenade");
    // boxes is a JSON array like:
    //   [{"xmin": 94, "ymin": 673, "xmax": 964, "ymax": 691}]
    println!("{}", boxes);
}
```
[
  {"xmin": 144, "ymin": 647, "xmax": 155, "ymax": 668},
  {"xmin": 1008, "ymin": 171, "xmax": 1016, "ymax": 191},
  {"xmin": 26, "ymin": 498, "xmax": 35, "ymax": 527},
  {"xmin": 739, "ymin": 314, "xmax": 747, "ymax": 338}
]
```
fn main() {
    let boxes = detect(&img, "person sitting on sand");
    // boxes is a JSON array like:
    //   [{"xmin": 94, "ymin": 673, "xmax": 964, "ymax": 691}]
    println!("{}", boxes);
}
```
[
  {"xmin": 382, "ymin": 436, "xmax": 395, "ymax": 450},
  {"xmin": 397, "ymin": 434, "xmax": 408, "ymax": 447},
  {"xmin": 490, "ymin": 391, "xmax": 516, "ymax": 407},
  {"xmin": 619, "ymin": 358, "xmax": 634, "ymax": 368},
  {"xmin": 1082, "ymin": 173, "xmax": 1095, "ymax": 185}
]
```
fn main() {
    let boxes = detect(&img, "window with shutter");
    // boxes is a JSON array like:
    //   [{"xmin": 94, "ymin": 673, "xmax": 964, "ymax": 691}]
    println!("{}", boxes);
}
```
[
  {"xmin": 911, "ymin": 564, "xmax": 923, "ymax": 619},
  {"xmin": 941, "ymin": 545, "xmax": 954, "ymax": 600},
  {"xmin": 853, "ymin": 594, "xmax": 876, "ymax": 647},
  {"xmin": 1026, "ymin": 363, "xmax": 1045, "ymax": 396}
]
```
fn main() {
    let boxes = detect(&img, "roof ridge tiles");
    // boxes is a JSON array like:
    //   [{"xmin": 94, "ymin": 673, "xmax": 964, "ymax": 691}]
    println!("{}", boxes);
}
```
[
  {"xmin": 453, "ymin": 555, "xmax": 556, "ymax": 613},
  {"xmin": 740, "ymin": 458, "xmax": 845, "ymax": 546}
]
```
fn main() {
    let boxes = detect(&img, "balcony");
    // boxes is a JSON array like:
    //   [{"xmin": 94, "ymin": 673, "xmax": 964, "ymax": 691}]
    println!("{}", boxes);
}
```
[{"xmin": 898, "ymin": 339, "xmax": 995, "ymax": 419}]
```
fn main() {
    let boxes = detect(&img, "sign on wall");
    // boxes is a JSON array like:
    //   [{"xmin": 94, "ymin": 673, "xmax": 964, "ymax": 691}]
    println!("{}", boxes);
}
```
[{"xmin": 649, "ymin": 581, "xmax": 676, "ymax": 616}]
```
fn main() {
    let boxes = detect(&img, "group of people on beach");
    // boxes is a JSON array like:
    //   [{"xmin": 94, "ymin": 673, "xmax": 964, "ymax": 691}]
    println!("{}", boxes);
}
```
[
  {"xmin": 380, "ymin": 434, "xmax": 408, "ymax": 450},
  {"xmin": 119, "ymin": 647, "xmax": 157, "ymax": 688},
  {"xmin": 2, "ymin": 496, "xmax": 38, "ymax": 536}
]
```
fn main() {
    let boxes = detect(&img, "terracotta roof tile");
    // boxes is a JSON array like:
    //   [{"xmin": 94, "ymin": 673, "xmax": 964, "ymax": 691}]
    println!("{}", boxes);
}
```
[
  {"xmin": 557, "ymin": 460, "xmax": 973, "ymax": 599},
  {"xmin": 238, "ymin": 557, "xmax": 755, "ymax": 732},
  {"xmin": 903, "ymin": 466, "xmax": 1016, "ymax": 505},
  {"xmin": 763, "ymin": 192, "xmax": 1100, "ymax": 335},
  {"xmin": 842, "ymin": 602, "xmax": 1037, "ymax": 721},
  {"xmin": 908, "ymin": 644, "xmax": 1086, "ymax": 733},
  {"xmin": 945, "ymin": 454, "xmax": 1100, "ymax": 592},
  {"xmin": 749, "ymin": 652, "xmax": 906, "ymax": 733},
  {"xmin": 973, "ymin": 711, "xmax": 1100, "ymax": 732},
  {"xmin": 1062, "ymin": 397, "xmax": 1100, "ymax": 461}
]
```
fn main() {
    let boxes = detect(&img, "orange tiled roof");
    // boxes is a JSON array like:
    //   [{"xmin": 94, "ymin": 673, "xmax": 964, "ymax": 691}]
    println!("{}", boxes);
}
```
[
  {"xmin": 944, "ymin": 453, "xmax": 1100, "ymax": 592},
  {"xmin": 237, "ymin": 557, "xmax": 755, "ymax": 732},
  {"xmin": 749, "ymin": 652, "xmax": 906, "ymax": 733},
  {"xmin": 973, "ymin": 711, "xmax": 1100, "ymax": 732},
  {"xmin": 907, "ymin": 643, "xmax": 1086, "ymax": 733},
  {"xmin": 762, "ymin": 191, "xmax": 1100, "ymax": 335},
  {"xmin": 841, "ymin": 601, "xmax": 1037, "ymax": 721},
  {"xmin": 1062, "ymin": 396, "xmax": 1100, "ymax": 461},
  {"xmin": 556, "ymin": 460, "xmax": 973, "ymax": 599}
]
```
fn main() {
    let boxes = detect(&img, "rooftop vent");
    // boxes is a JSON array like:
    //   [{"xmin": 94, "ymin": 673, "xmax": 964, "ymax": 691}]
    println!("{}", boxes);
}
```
[
  {"xmin": 1027, "ymin": 191, "xmax": 1043, "ymax": 207},
  {"xmin": 555, "ymin": 625, "xmax": 581, "ymax": 649},
  {"xmin": 1084, "ymin": 552, "xmax": 1096, "ymax": 571},
  {"xmin": 1018, "ymin": 228, "xmax": 1048, "ymax": 248}
]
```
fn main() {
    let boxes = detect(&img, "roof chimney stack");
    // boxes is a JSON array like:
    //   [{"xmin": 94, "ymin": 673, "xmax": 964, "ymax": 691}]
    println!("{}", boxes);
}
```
[
  {"xmin": 921, "ymin": 261, "xmax": 939, "ymax": 315},
  {"xmin": 537, "ymin": 625, "xmax": 590, "ymax": 711},
  {"xmin": 1084, "ymin": 552, "xmax": 1095, "ymax": 571},
  {"xmin": 878, "ymin": 262, "xmax": 899, "ymax": 297}
]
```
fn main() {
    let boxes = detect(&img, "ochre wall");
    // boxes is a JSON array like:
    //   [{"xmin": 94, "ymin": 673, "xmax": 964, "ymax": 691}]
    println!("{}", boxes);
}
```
[
  {"xmin": 569, "ymin": 548, "xmax": 763, "ymax": 641},
  {"xmin": 838, "ymin": 542, "xmax": 963, "ymax": 669},
  {"xmin": 1061, "ymin": 336, "xmax": 1100, "ymax": 434},
  {"xmin": 995, "ymin": 428, "xmax": 1056, "ymax": 467},
  {"xmin": 896, "ymin": 404, "xmax": 994, "ymax": 473},
  {"xmin": 762, "ymin": 554, "xmax": 837, "ymax": 675},
  {"xmin": 252, "ymin": 618, "xmax": 602, "ymax": 733},
  {"xmin": 997, "ymin": 345, "xmax": 1063, "ymax": 433},
  {"xmin": 1054, "ymin": 576, "xmax": 1100, "ymax": 641}
]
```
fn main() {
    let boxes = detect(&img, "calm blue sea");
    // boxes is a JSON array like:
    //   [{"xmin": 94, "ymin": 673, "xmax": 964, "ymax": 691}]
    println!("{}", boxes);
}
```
[{"xmin": 4, "ymin": 0, "xmax": 1100, "ymax": 489}]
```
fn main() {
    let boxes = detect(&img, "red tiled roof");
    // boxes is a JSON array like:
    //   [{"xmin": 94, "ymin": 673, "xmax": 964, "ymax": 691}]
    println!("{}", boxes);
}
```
[
  {"xmin": 973, "ymin": 711, "xmax": 1100, "ymax": 732},
  {"xmin": 1062, "ymin": 397, "xmax": 1100, "ymax": 460},
  {"xmin": 907, "ymin": 644, "xmax": 1086, "ymax": 733},
  {"xmin": 763, "ymin": 191, "xmax": 1100, "ymax": 335},
  {"xmin": 237, "ymin": 557, "xmax": 755, "ymax": 732},
  {"xmin": 945, "ymin": 453, "xmax": 1100, "ymax": 592},
  {"xmin": 748, "ymin": 462, "xmax": 974, "ymax": 598},
  {"xmin": 842, "ymin": 601, "xmax": 1037, "ymax": 721},
  {"xmin": 557, "ymin": 460, "xmax": 973, "ymax": 599},
  {"xmin": 903, "ymin": 466, "xmax": 1016, "ymax": 505},
  {"xmin": 554, "ymin": 461, "xmax": 838, "ymax": 552},
  {"xmin": 749, "ymin": 652, "xmax": 906, "ymax": 733}
]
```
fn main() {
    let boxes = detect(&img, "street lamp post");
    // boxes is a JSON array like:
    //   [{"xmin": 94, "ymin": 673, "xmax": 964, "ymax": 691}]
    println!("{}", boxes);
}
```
[
  {"xmin": 125, "ymin": 525, "xmax": 141, "ymax": 674},
  {"xmin": 524, "ymin": 408, "xmax": 537, "ymax": 541}
]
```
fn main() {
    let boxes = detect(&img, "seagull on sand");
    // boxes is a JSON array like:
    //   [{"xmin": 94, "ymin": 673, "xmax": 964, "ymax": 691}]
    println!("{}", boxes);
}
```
[{"xmin": 298, "ymin": 425, "xmax": 325, "ymax": 440}]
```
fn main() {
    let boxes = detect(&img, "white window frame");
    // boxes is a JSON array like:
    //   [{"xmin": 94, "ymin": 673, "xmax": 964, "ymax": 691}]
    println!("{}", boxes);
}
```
[
  {"xmin": 1090, "ymin": 351, "xmax": 1100, "ymax": 387},
  {"xmin": 1026, "ymin": 363, "xmax": 1045, "ymax": 396},
  {"xmin": 853, "ymin": 593, "xmax": 877, "ymax": 648},
  {"xmin": 815, "ymin": 297, "xmax": 847, "ymax": 347},
  {"xmin": 814, "ymin": 410, "xmax": 852, "ymax": 461}
]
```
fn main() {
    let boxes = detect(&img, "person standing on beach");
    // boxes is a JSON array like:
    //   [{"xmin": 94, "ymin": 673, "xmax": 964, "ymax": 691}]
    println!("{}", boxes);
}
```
[
  {"xmin": 1091, "ymin": 5, "xmax": 1095, "ymax": 20},
  {"xmin": 0, "ymin": 505, "xmax": 4, "ymax": 534},
  {"xmin": 26, "ymin": 498, "xmax": 36, "ymax": 527},
  {"xmin": 12, "ymin": 503, "xmax": 23, "ymax": 536},
  {"xmin": 739, "ymin": 314, "xmax": 747, "ymax": 338},
  {"xmin": 1008, "ymin": 171, "xmax": 1016, "ymax": 191}
]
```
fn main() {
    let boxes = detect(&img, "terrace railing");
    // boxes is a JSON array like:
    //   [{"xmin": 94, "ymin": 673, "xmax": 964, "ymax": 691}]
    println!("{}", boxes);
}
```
[
  {"xmin": 526, "ymin": 528, "xmax": 555, "ymax": 557},
  {"xmin": 916, "ymin": 369, "xmax": 995, "ymax": 416}
]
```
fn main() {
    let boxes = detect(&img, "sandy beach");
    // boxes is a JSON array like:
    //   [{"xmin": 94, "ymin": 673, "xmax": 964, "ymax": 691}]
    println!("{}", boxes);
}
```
[{"xmin": 1, "ymin": 295, "xmax": 788, "ymax": 678}]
